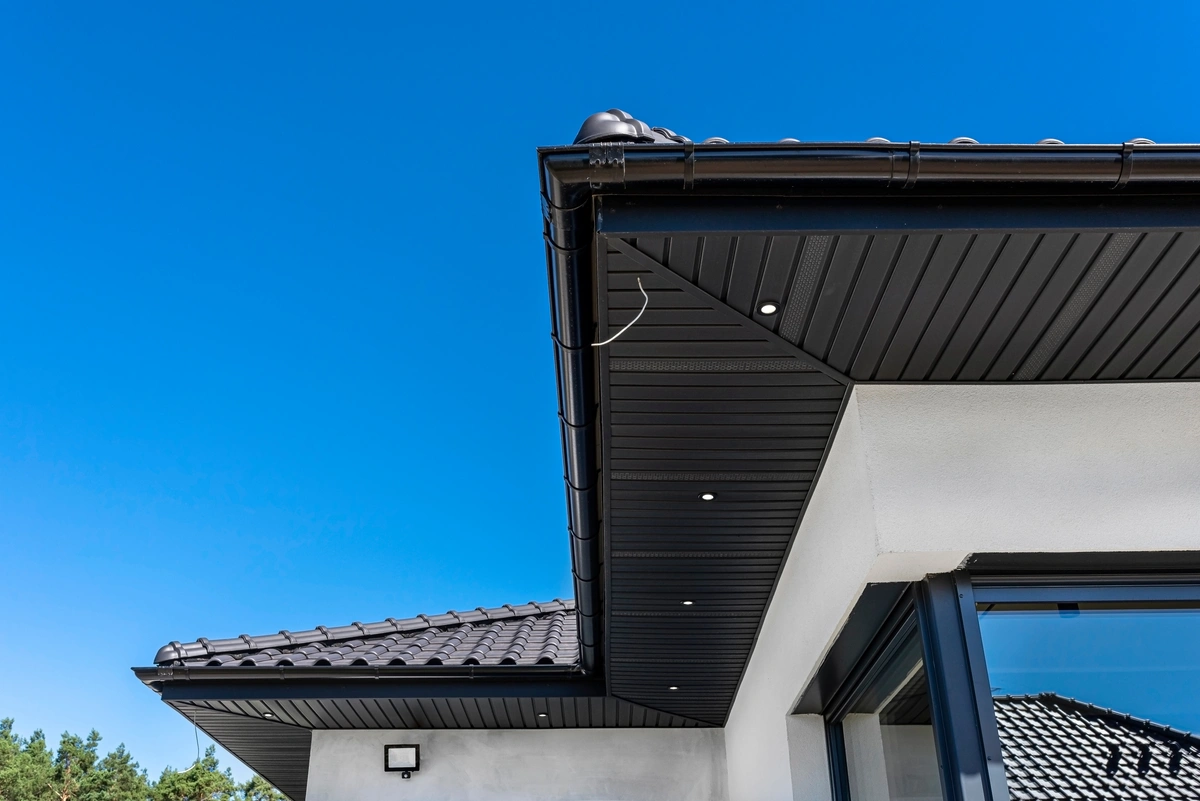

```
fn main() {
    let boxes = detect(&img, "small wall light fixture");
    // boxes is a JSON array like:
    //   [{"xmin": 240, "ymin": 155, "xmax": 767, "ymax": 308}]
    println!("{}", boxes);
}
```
[
  {"xmin": 262, "ymin": 712, "xmax": 274, "ymax": 718},
  {"xmin": 385, "ymin": 744, "xmax": 420, "ymax": 779}
]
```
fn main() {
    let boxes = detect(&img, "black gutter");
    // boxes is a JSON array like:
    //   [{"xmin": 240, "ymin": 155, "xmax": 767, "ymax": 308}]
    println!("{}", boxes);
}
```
[
  {"xmin": 538, "ymin": 135, "xmax": 1200, "ymax": 681},
  {"xmin": 134, "ymin": 663, "xmax": 585, "ymax": 686}
]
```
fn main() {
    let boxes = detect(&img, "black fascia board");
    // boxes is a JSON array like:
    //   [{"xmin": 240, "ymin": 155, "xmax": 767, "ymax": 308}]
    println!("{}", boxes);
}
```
[
  {"xmin": 966, "ymin": 550, "xmax": 1200, "ymax": 578},
  {"xmin": 538, "ymin": 139, "xmax": 1200, "ymax": 683},
  {"xmin": 595, "ymin": 196, "xmax": 1200, "ymax": 238}
]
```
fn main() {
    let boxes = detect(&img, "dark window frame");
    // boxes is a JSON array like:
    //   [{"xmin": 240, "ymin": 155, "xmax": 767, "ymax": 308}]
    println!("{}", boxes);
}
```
[
  {"xmin": 816, "ymin": 575, "xmax": 1006, "ymax": 801},
  {"xmin": 811, "ymin": 562, "xmax": 1200, "ymax": 801}
]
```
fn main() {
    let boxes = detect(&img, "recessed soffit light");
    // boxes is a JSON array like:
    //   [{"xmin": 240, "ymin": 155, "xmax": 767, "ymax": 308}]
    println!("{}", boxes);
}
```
[
  {"xmin": 681, "ymin": 600, "xmax": 694, "ymax": 606},
  {"xmin": 669, "ymin": 686, "xmax": 679, "ymax": 691},
  {"xmin": 759, "ymin": 302, "xmax": 779, "ymax": 315},
  {"xmin": 699, "ymin": 492, "xmax": 716, "ymax": 501}
]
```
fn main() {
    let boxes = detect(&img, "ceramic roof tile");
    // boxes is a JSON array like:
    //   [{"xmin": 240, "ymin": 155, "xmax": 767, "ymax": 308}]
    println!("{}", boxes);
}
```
[
  {"xmin": 153, "ymin": 599, "xmax": 577, "ymax": 668},
  {"xmin": 995, "ymin": 694, "xmax": 1200, "ymax": 801}
]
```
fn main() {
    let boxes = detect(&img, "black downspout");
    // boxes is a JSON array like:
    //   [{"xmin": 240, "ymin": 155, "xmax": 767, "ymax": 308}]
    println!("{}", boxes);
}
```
[{"xmin": 541, "ymin": 153, "xmax": 602, "ymax": 675}]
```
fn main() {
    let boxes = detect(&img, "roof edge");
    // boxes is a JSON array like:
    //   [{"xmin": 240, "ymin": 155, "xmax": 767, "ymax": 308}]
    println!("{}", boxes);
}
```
[
  {"xmin": 135, "ymin": 662, "xmax": 588, "ymax": 688},
  {"xmin": 539, "ymin": 141, "xmax": 1200, "ymax": 213}
]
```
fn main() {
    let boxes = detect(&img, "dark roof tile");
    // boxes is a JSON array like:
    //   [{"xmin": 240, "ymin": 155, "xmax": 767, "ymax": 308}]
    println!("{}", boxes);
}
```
[
  {"xmin": 995, "ymin": 694, "xmax": 1200, "ymax": 801},
  {"xmin": 572, "ymin": 109, "xmax": 1157, "ymax": 148},
  {"xmin": 154, "ymin": 599, "xmax": 577, "ymax": 668}
]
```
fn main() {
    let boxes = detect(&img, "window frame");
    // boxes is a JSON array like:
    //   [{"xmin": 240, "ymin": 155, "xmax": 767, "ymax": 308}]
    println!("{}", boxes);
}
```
[
  {"xmin": 813, "ymin": 563, "xmax": 1200, "ymax": 801},
  {"xmin": 817, "ymin": 575, "xmax": 1006, "ymax": 801}
]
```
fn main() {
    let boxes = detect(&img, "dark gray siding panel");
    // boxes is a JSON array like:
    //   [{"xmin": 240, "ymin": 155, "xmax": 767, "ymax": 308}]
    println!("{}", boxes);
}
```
[
  {"xmin": 178, "ymin": 695, "xmax": 700, "ymax": 731},
  {"xmin": 637, "ymin": 223, "xmax": 1200, "ymax": 384},
  {"xmin": 602, "ymin": 238, "xmax": 849, "ymax": 723},
  {"xmin": 170, "ymin": 702, "xmax": 311, "ymax": 801}
]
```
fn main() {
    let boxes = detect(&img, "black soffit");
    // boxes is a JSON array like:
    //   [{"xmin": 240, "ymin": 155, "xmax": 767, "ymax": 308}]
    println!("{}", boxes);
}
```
[
  {"xmin": 541, "ymin": 113, "xmax": 1200, "ymax": 726},
  {"xmin": 140, "ymin": 671, "xmax": 701, "ymax": 801},
  {"xmin": 162, "ymin": 693, "xmax": 702, "ymax": 801},
  {"xmin": 594, "ymin": 225, "xmax": 1200, "ymax": 723}
]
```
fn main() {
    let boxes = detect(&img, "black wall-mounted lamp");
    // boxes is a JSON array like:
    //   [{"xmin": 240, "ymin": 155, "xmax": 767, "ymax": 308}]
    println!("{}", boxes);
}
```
[{"xmin": 384, "ymin": 744, "xmax": 420, "ymax": 779}]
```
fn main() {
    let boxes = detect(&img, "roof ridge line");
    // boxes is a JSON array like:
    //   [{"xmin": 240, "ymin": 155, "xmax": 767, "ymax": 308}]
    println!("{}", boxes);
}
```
[{"xmin": 998, "ymin": 692, "xmax": 1200, "ymax": 749}]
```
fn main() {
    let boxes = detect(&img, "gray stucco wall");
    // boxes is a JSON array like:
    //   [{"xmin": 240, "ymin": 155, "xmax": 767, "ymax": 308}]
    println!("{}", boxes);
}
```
[
  {"xmin": 307, "ymin": 728, "xmax": 728, "ymax": 801},
  {"xmin": 724, "ymin": 382, "xmax": 1200, "ymax": 800}
]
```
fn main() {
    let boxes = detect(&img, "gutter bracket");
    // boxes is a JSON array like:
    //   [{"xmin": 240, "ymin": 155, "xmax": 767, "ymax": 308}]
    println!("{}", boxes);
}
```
[
  {"xmin": 904, "ymin": 141, "xmax": 920, "ymax": 189},
  {"xmin": 588, "ymin": 144, "xmax": 626, "ymax": 189},
  {"xmin": 1116, "ymin": 142, "xmax": 1136, "ymax": 190},
  {"xmin": 683, "ymin": 140, "xmax": 695, "ymax": 190}
]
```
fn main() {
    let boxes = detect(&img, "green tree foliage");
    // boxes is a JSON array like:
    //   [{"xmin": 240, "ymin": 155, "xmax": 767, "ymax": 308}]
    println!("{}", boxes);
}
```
[{"xmin": 0, "ymin": 721, "xmax": 285, "ymax": 801}]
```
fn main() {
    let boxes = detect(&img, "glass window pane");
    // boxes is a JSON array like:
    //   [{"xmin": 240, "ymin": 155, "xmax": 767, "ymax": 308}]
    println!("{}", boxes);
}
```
[
  {"xmin": 978, "ymin": 601, "xmax": 1200, "ymax": 798},
  {"xmin": 843, "ymin": 627, "xmax": 945, "ymax": 801}
]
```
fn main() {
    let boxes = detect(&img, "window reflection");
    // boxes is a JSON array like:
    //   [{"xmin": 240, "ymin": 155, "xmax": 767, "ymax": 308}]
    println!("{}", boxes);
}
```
[
  {"xmin": 843, "ymin": 627, "xmax": 945, "ymax": 801},
  {"xmin": 978, "ymin": 602, "xmax": 1200, "ymax": 799}
]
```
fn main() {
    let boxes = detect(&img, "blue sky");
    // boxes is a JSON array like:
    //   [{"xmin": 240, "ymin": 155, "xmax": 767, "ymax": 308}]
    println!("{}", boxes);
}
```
[
  {"xmin": 979, "ymin": 608, "xmax": 1200, "ymax": 733},
  {"xmin": 1, "ymin": 1, "xmax": 1198, "ymax": 782}
]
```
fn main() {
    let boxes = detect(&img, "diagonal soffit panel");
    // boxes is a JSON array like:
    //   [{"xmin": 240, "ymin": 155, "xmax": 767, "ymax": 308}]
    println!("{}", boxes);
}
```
[
  {"xmin": 598, "ymin": 236, "xmax": 850, "ymax": 724},
  {"xmin": 597, "ymin": 218, "xmax": 1200, "ymax": 723}
]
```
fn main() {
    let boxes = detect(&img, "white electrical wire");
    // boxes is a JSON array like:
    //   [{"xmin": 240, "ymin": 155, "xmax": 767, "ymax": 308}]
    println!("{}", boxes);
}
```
[
  {"xmin": 592, "ymin": 277, "xmax": 648, "ymax": 347},
  {"xmin": 175, "ymin": 707, "xmax": 201, "ymax": 774}
]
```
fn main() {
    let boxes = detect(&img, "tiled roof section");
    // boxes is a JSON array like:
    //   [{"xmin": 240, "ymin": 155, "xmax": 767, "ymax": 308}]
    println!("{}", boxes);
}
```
[
  {"xmin": 994, "ymin": 693, "xmax": 1200, "ymax": 801},
  {"xmin": 154, "ymin": 600, "xmax": 577, "ymax": 668},
  {"xmin": 573, "ymin": 108, "xmax": 1157, "ymax": 147}
]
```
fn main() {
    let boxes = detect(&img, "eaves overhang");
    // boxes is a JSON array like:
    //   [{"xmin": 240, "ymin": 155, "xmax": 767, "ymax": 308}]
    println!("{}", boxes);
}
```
[
  {"xmin": 539, "ymin": 112, "xmax": 1200, "ymax": 725},
  {"xmin": 134, "ymin": 661, "xmax": 704, "ymax": 801}
]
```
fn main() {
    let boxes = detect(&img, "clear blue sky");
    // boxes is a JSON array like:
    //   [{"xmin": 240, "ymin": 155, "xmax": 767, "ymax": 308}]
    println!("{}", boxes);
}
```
[
  {"xmin": 1, "ymin": 1, "xmax": 1198, "ymax": 783},
  {"xmin": 979, "ymin": 608, "xmax": 1200, "ymax": 733}
]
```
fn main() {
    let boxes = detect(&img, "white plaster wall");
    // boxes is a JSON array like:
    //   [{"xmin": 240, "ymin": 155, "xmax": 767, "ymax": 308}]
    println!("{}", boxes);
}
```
[
  {"xmin": 724, "ymin": 382, "xmax": 1200, "ymax": 801},
  {"xmin": 724, "ymin": 392, "xmax": 889, "ymax": 801},
  {"xmin": 857, "ymin": 383, "xmax": 1200, "ymax": 554},
  {"xmin": 307, "ymin": 728, "xmax": 727, "ymax": 801}
]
